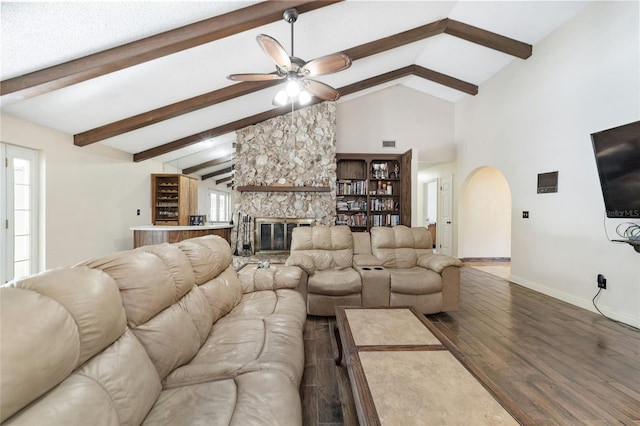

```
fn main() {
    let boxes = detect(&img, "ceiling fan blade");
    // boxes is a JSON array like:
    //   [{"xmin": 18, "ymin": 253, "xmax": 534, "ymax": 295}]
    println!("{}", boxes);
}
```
[
  {"xmin": 227, "ymin": 72, "xmax": 283, "ymax": 82},
  {"xmin": 301, "ymin": 53, "xmax": 352, "ymax": 76},
  {"xmin": 304, "ymin": 79, "xmax": 341, "ymax": 101},
  {"xmin": 257, "ymin": 34, "xmax": 292, "ymax": 72}
]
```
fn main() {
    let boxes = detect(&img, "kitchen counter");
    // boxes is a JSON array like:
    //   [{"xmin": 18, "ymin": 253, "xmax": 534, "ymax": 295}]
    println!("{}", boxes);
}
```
[{"xmin": 131, "ymin": 224, "xmax": 233, "ymax": 248}]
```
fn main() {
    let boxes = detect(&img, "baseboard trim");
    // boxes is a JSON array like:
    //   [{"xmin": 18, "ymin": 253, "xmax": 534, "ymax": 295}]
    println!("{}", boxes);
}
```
[
  {"xmin": 461, "ymin": 257, "xmax": 511, "ymax": 263},
  {"xmin": 509, "ymin": 274, "xmax": 640, "ymax": 329}
]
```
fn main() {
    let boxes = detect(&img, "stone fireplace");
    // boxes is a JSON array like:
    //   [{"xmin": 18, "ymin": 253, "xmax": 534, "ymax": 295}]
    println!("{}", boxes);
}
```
[{"xmin": 233, "ymin": 102, "xmax": 337, "ymax": 254}]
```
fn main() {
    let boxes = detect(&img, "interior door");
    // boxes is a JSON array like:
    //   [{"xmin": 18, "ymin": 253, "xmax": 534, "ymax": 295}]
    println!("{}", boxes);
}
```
[{"xmin": 439, "ymin": 175, "xmax": 453, "ymax": 256}]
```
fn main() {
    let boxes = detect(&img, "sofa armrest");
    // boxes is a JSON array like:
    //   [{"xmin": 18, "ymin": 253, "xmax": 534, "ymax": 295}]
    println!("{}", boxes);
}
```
[
  {"xmin": 238, "ymin": 265, "xmax": 304, "ymax": 293},
  {"xmin": 353, "ymin": 254, "xmax": 382, "ymax": 267},
  {"xmin": 285, "ymin": 252, "xmax": 315, "ymax": 276},
  {"xmin": 417, "ymin": 254, "xmax": 463, "ymax": 273}
]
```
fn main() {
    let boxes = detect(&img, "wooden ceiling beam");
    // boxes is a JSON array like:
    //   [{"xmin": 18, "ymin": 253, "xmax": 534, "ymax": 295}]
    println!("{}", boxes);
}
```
[
  {"xmin": 74, "ymin": 81, "xmax": 280, "ymax": 147},
  {"xmin": 134, "ymin": 106, "xmax": 294, "ymax": 162},
  {"xmin": 202, "ymin": 167, "xmax": 234, "ymax": 181},
  {"xmin": 134, "ymin": 66, "xmax": 477, "ymax": 162},
  {"xmin": 339, "ymin": 66, "xmax": 414, "ymax": 96},
  {"xmin": 182, "ymin": 153, "xmax": 235, "ymax": 175},
  {"xmin": 215, "ymin": 175, "xmax": 234, "ymax": 185},
  {"xmin": 444, "ymin": 19, "xmax": 532, "ymax": 59},
  {"xmin": 411, "ymin": 65, "xmax": 478, "ymax": 95},
  {"xmin": 343, "ymin": 19, "xmax": 447, "ymax": 61},
  {"xmin": 1, "ymin": 1, "xmax": 342, "ymax": 103},
  {"xmin": 72, "ymin": 17, "xmax": 521, "ymax": 147}
]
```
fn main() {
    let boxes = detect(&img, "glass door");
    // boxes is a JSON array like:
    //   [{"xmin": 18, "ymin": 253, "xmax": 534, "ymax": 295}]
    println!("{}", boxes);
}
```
[{"xmin": 1, "ymin": 143, "xmax": 39, "ymax": 284}]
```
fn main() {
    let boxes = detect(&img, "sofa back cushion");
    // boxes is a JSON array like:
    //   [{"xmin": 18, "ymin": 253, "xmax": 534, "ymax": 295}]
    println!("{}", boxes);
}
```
[
  {"xmin": 352, "ymin": 231, "xmax": 372, "ymax": 255},
  {"xmin": 178, "ymin": 235, "xmax": 242, "ymax": 322},
  {"xmin": 370, "ymin": 226, "xmax": 433, "ymax": 268},
  {"xmin": 290, "ymin": 225, "xmax": 354, "ymax": 270},
  {"xmin": 177, "ymin": 235, "xmax": 233, "ymax": 285},
  {"xmin": 79, "ymin": 244, "xmax": 215, "ymax": 380},
  {"xmin": 1, "ymin": 267, "xmax": 160, "ymax": 425}
]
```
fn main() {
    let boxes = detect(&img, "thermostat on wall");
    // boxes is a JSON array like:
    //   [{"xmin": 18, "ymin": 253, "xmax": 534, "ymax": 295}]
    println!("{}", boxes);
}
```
[{"xmin": 537, "ymin": 171, "xmax": 558, "ymax": 193}]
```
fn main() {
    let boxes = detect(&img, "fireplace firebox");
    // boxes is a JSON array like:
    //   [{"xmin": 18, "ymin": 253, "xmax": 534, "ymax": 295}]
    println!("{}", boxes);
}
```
[{"xmin": 255, "ymin": 218, "xmax": 314, "ymax": 254}]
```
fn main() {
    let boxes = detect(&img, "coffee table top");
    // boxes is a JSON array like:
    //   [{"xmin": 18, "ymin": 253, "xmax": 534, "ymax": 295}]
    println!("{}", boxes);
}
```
[
  {"xmin": 335, "ymin": 306, "xmax": 530, "ymax": 426},
  {"xmin": 345, "ymin": 308, "xmax": 441, "ymax": 346}
]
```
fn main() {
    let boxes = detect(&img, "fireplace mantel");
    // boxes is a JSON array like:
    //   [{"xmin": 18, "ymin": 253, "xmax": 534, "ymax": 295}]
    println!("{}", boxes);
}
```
[{"xmin": 236, "ymin": 185, "xmax": 330, "ymax": 193}]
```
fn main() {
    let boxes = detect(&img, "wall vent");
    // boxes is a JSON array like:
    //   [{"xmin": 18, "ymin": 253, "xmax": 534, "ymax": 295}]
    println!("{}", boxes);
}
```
[{"xmin": 382, "ymin": 140, "xmax": 396, "ymax": 148}]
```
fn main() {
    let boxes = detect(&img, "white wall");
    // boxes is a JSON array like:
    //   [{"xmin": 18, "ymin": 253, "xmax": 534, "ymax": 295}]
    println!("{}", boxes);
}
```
[
  {"xmin": 455, "ymin": 1, "xmax": 640, "ymax": 326},
  {"xmin": 1, "ymin": 113, "xmax": 163, "ymax": 269},
  {"xmin": 336, "ymin": 85, "xmax": 455, "ymax": 162}
]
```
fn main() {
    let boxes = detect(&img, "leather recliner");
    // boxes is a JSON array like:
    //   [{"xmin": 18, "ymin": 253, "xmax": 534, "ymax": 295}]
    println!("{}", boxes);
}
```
[{"xmin": 286, "ymin": 225, "xmax": 362, "ymax": 316}]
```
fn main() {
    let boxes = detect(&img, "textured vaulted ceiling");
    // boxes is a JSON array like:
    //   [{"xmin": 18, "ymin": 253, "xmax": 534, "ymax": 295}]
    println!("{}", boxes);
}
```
[{"xmin": 0, "ymin": 1, "xmax": 589, "ymax": 179}]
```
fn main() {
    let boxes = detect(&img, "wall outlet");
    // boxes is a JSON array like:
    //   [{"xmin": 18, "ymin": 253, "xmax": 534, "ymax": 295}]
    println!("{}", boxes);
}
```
[
  {"xmin": 597, "ymin": 274, "xmax": 607, "ymax": 289},
  {"xmin": 522, "ymin": 211, "xmax": 529, "ymax": 219}
]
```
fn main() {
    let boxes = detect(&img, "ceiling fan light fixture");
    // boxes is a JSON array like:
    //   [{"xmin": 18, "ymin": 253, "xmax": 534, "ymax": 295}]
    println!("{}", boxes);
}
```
[
  {"xmin": 229, "ymin": 7, "xmax": 349, "ymax": 107},
  {"xmin": 298, "ymin": 90, "xmax": 312, "ymax": 105},
  {"xmin": 286, "ymin": 79, "xmax": 301, "ymax": 97},
  {"xmin": 274, "ymin": 89, "xmax": 289, "ymax": 106}
]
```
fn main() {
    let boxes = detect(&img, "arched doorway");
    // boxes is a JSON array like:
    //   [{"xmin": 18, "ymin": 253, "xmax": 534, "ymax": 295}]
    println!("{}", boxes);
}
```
[{"xmin": 459, "ymin": 166, "xmax": 512, "ymax": 260}]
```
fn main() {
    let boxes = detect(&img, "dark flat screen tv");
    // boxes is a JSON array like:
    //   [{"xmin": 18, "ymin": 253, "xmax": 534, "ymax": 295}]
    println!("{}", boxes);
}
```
[{"xmin": 591, "ymin": 120, "xmax": 640, "ymax": 218}]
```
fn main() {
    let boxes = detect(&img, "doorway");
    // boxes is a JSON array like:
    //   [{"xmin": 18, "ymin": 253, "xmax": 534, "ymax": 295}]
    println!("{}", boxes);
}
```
[
  {"xmin": 423, "ymin": 179, "xmax": 438, "ymax": 248},
  {"xmin": 1, "ymin": 143, "xmax": 39, "ymax": 284},
  {"xmin": 459, "ymin": 166, "xmax": 511, "ymax": 260}
]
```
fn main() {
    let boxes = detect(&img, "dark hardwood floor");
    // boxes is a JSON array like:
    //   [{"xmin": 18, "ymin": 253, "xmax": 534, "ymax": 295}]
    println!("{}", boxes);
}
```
[{"xmin": 301, "ymin": 266, "xmax": 640, "ymax": 426}]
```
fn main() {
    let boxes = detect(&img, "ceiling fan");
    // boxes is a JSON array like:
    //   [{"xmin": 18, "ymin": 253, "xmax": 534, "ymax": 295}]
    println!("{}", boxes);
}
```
[{"xmin": 227, "ymin": 8, "xmax": 352, "ymax": 106}]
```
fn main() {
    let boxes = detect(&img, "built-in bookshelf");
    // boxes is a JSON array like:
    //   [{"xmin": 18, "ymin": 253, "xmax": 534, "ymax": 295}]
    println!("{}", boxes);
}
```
[{"xmin": 335, "ymin": 151, "xmax": 411, "ymax": 231}]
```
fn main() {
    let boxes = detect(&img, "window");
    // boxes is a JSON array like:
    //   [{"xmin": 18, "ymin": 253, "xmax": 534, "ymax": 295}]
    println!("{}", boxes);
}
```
[
  {"xmin": 1, "ymin": 144, "xmax": 39, "ymax": 284},
  {"xmin": 209, "ymin": 189, "xmax": 230, "ymax": 222}
]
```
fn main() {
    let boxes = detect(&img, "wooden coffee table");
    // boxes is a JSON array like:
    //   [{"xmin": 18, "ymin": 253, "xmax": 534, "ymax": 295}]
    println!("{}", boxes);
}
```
[{"xmin": 334, "ymin": 306, "xmax": 532, "ymax": 425}]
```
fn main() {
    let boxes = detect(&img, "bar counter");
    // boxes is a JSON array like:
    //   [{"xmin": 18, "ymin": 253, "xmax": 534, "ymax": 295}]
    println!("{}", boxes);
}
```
[{"xmin": 131, "ymin": 224, "xmax": 233, "ymax": 248}]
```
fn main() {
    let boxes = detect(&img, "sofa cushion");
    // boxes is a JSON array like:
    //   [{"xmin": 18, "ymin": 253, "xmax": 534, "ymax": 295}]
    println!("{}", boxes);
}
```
[
  {"xmin": 137, "ymin": 243, "xmax": 195, "ymax": 298},
  {"xmin": 5, "ymin": 330, "xmax": 162, "ymax": 426},
  {"xmin": 78, "ymin": 250, "xmax": 177, "ymax": 327},
  {"xmin": 199, "ymin": 266, "xmax": 243, "ymax": 323},
  {"xmin": 80, "ymin": 249, "xmax": 215, "ymax": 380},
  {"xmin": 389, "ymin": 268, "xmax": 443, "ymax": 295},
  {"xmin": 308, "ymin": 269, "xmax": 362, "ymax": 296},
  {"xmin": 143, "ymin": 370, "xmax": 301, "ymax": 426},
  {"xmin": 352, "ymin": 231, "xmax": 372, "ymax": 255},
  {"xmin": 1, "ymin": 268, "xmax": 160, "ymax": 426},
  {"xmin": 162, "ymin": 289, "xmax": 305, "ymax": 388},
  {"xmin": 371, "ymin": 226, "xmax": 433, "ymax": 268},
  {"xmin": 177, "ymin": 236, "xmax": 232, "ymax": 285},
  {"xmin": 290, "ymin": 225, "xmax": 353, "ymax": 270},
  {"xmin": 1, "ymin": 268, "xmax": 127, "ymax": 422}
]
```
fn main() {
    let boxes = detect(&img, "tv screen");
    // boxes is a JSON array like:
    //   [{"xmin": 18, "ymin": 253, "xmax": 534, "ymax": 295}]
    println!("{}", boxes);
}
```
[{"xmin": 591, "ymin": 120, "xmax": 640, "ymax": 218}]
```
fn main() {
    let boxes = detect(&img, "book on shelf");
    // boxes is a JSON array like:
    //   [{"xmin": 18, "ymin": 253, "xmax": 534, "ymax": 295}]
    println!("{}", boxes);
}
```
[
  {"xmin": 336, "ymin": 180, "xmax": 366, "ymax": 195},
  {"xmin": 370, "ymin": 214, "xmax": 400, "ymax": 227},
  {"xmin": 336, "ymin": 213, "xmax": 367, "ymax": 227}
]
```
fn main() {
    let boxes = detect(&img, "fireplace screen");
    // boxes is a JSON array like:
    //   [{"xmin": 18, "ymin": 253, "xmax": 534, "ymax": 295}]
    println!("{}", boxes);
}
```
[{"xmin": 255, "ymin": 218, "xmax": 314, "ymax": 254}]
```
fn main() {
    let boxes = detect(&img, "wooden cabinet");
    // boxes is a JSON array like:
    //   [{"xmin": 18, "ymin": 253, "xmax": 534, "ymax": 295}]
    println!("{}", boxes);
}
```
[
  {"xmin": 152, "ymin": 174, "xmax": 198, "ymax": 226},
  {"xmin": 335, "ymin": 150, "xmax": 412, "ymax": 231}
]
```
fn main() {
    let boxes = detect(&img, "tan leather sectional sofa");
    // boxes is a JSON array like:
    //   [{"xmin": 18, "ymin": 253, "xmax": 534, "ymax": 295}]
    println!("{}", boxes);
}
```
[
  {"xmin": 1, "ymin": 235, "xmax": 306, "ymax": 425},
  {"xmin": 286, "ymin": 225, "xmax": 462, "ymax": 316}
]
